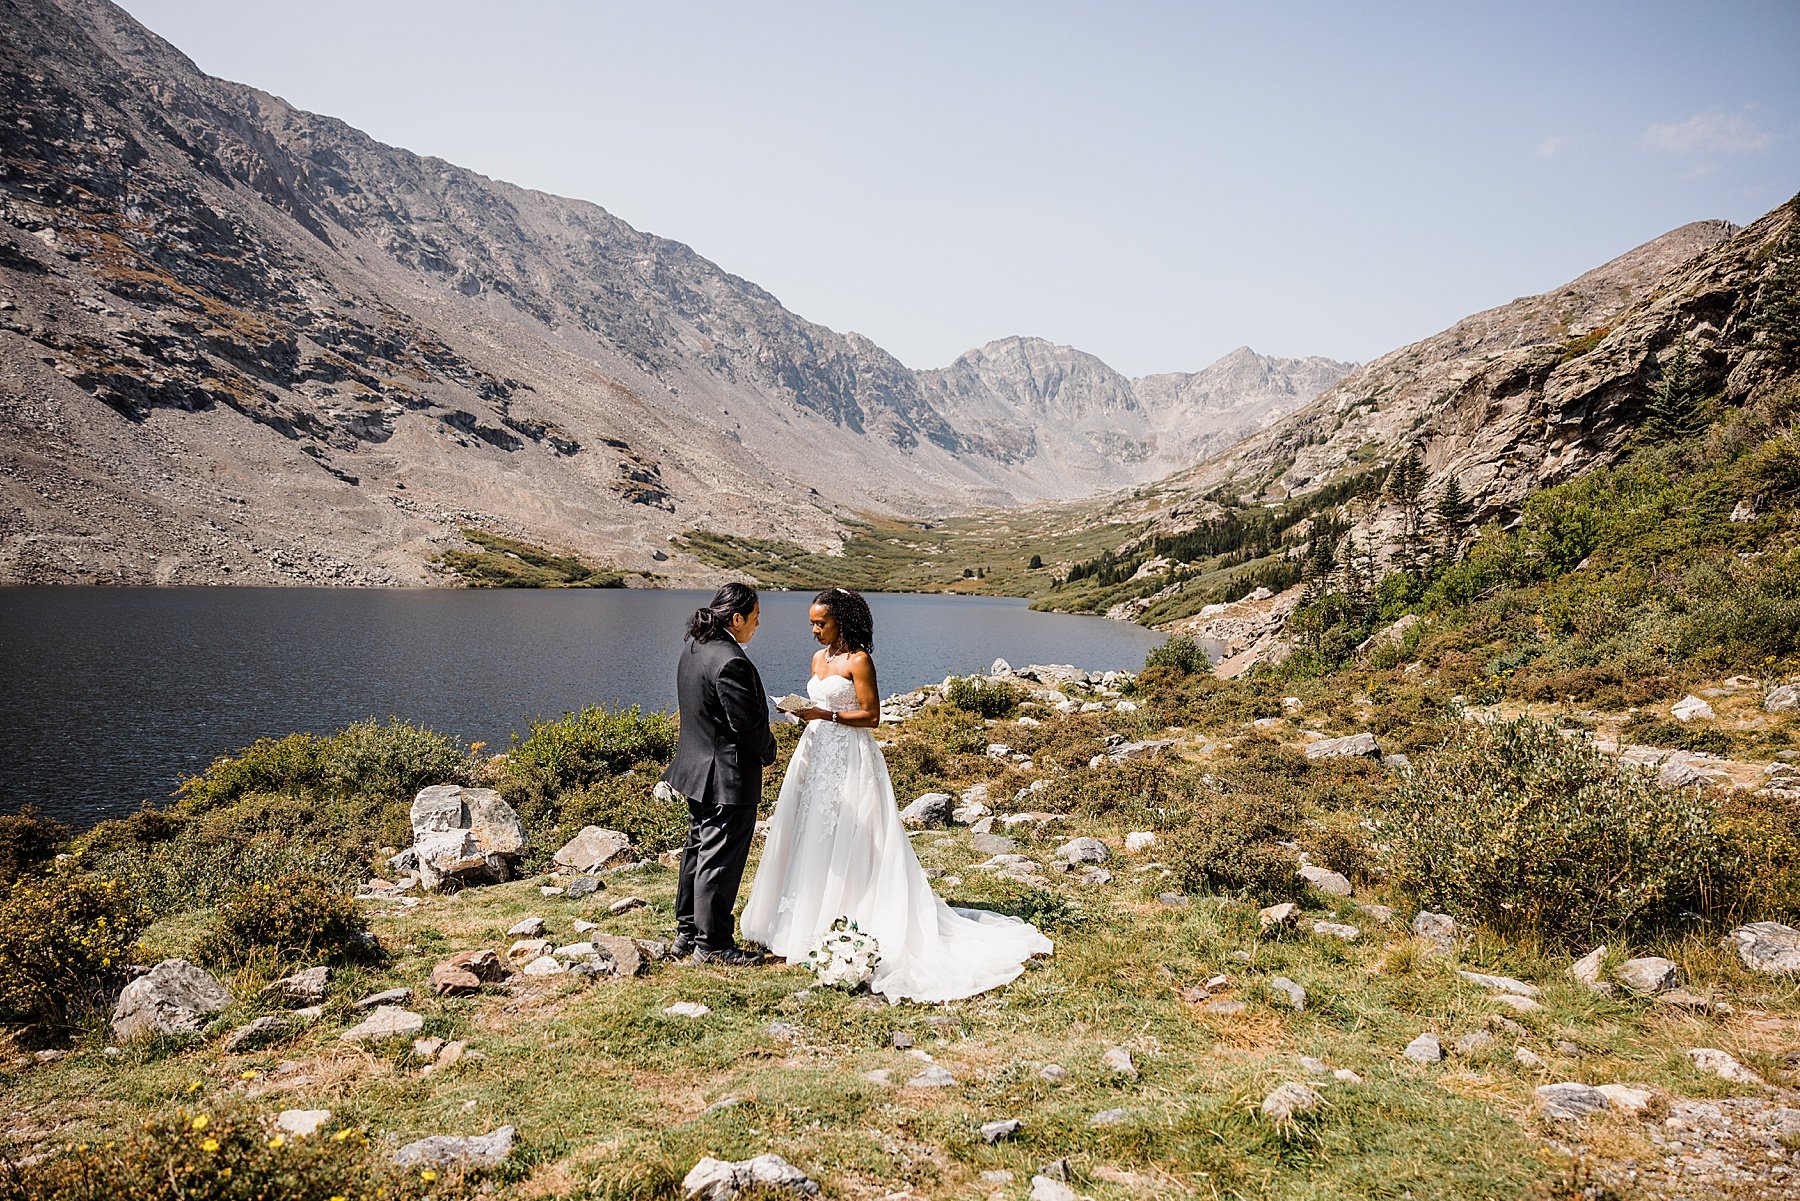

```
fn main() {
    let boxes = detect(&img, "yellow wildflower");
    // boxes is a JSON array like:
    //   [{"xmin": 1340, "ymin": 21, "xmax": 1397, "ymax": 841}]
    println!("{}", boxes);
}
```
[
  {"xmin": 420, "ymin": 1169, "xmax": 437, "ymax": 1182},
  {"xmin": 201, "ymin": 1137, "xmax": 219, "ymax": 1152},
  {"xmin": 267, "ymin": 1134, "xmax": 286, "ymax": 1149},
  {"xmin": 190, "ymin": 1115, "xmax": 209, "ymax": 1131},
  {"xmin": 240, "ymin": 1069, "xmax": 257, "ymax": 1080}
]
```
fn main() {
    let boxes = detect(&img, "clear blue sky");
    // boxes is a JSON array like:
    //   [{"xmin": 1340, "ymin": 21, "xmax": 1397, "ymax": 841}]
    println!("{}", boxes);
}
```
[{"xmin": 116, "ymin": 0, "xmax": 1799, "ymax": 377}]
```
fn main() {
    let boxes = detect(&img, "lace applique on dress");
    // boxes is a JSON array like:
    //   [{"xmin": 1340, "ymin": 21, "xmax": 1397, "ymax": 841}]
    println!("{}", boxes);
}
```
[{"xmin": 794, "ymin": 675, "xmax": 857, "ymax": 842}]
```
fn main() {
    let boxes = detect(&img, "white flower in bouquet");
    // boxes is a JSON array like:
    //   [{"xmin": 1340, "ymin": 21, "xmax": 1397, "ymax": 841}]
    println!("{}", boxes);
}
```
[{"xmin": 803, "ymin": 916, "xmax": 880, "ymax": 990}]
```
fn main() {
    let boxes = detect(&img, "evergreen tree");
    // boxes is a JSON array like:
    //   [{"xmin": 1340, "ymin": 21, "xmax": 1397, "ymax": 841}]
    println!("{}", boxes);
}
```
[
  {"xmin": 1753, "ymin": 210, "xmax": 1800, "ymax": 373},
  {"xmin": 1434, "ymin": 476, "xmax": 1475, "ymax": 559},
  {"xmin": 1641, "ymin": 337, "xmax": 1708, "ymax": 442},
  {"xmin": 1387, "ymin": 448, "xmax": 1430, "ymax": 576}
]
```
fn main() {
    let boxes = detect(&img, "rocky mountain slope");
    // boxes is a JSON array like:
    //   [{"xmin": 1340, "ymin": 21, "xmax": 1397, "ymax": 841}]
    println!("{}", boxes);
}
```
[
  {"xmin": 1123, "ymin": 214, "xmax": 1769, "ymax": 531},
  {"xmin": 0, "ymin": 0, "xmax": 1346, "ymax": 586},
  {"xmin": 918, "ymin": 338, "xmax": 1352, "ymax": 485}
]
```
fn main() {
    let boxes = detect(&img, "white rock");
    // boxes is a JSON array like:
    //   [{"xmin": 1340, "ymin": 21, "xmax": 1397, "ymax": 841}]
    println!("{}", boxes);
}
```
[
  {"xmin": 1311, "ymin": 921, "xmax": 1361, "ymax": 941},
  {"xmin": 1057, "ymin": 837, "xmax": 1109, "ymax": 864},
  {"xmin": 1457, "ymin": 971, "xmax": 1541, "ymax": 997},
  {"xmin": 1596, "ymin": 1083, "xmax": 1656, "ymax": 1114},
  {"xmin": 906, "ymin": 1065, "xmax": 957, "ymax": 1088},
  {"xmin": 1030, "ymin": 1177, "xmax": 1077, "ymax": 1201},
  {"xmin": 681, "ymin": 1153, "xmax": 820, "ymax": 1200},
  {"xmin": 1686, "ymin": 1047, "xmax": 1763, "ymax": 1084},
  {"xmin": 1333, "ymin": 1068, "xmax": 1363, "ymax": 1083},
  {"xmin": 340, "ymin": 1005, "xmax": 424, "ymax": 1043},
  {"xmin": 276, "ymin": 1109, "xmax": 331, "ymax": 1137},
  {"xmin": 1411, "ymin": 911, "xmax": 1456, "ymax": 954},
  {"xmin": 899, "ymin": 793, "xmax": 955, "ymax": 827},
  {"xmin": 1570, "ymin": 946, "xmax": 1608, "ymax": 990},
  {"xmin": 1615, "ymin": 956, "xmax": 1679, "ymax": 994},
  {"xmin": 1722, "ymin": 922, "xmax": 1800, "ymax": 974},
  {"xmin": 1039, "ymin": 1064, "xmax": 1068, "ymax": 1083},
  {"xmin": 1403, "ymin": 1033, "xmax": 1443, "ymax": 1062},
  {"xmin": 1514, "ymin": 1047, "xmax": 1546, "ymax": 1069},
  {"xmin": 1766, "ymin": 683, "xmax": 1800, "ymax": 713},
  {"xmin": 1491, "ymin": 994, "xmax": 1543, "ymax": 1012},
  {"xmin": 1671, "ymin": 695, "xmax": 1714, "ymax": 722},
  {"xmin": 1267, "ymin": 977, "xmax": 1306, "ymax": 1011},
  {"xmin": 507, "ymin": 917, "xmax": 546, "ymax": 937},
  {"xmin": 394, "ymin": 1125, "xmax": 516, "ymax": 1171},
  {"xmin": 979, "ymin": 1118, "xmax": 1021, "ymax": 1143},
  {"xmin": 664, "ymin": 1002, "xmax": 710, "ymax": 1018},
  {"xmin": 1536, "ymin": 1082, "xmax": 1607, "ymax": 1120},
  {"xmin": 1124, "ymin": 831, "xmax": 1156, "ymax": 852},
  {"xmin": 609, "ymin": 896, "xmax": 648, "ymax": 914},
  {"xmin": 1305, "ymin": 732, "xmax": 1381, "ymax": 760},
  {"xmin": 1260, "ymin": 1081, "xmax": 1322, "ymax": 1122},
  {"xmin": 553, "ymin": 826, "xmax": 634, "ymax": 873},
  {"xmin": 111, "ymin": 959, "xmax": 231, "ymax": 1042},
  {"xmin": 1299, "ymin": 864, "xmax": 1352, "ymax": 896},
  {"xmin": 1102, "ymin": 1045, "xmax": 1137, "ymax": 1077}
]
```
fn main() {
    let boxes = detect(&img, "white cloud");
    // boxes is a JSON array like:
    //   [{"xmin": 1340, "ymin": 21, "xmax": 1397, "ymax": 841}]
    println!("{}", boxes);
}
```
[
  {"xmin": 1643, "ymin": 107, "xmax": 1775, "ymax": 155},
  {"xmin": 1534, "ymin": 136, "xmax": 1575, "ymax": 158}
]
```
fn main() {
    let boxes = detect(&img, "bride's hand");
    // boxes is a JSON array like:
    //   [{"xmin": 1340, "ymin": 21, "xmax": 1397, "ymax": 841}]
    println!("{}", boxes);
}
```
[{"xmin": 796, "ymin": 707, "xmax": 835, "ymax": 723}]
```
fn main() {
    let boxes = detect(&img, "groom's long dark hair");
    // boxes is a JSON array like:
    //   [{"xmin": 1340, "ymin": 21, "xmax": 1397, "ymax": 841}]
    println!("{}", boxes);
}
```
[
  {"xmin": 814, "ymin": 587, "xmax": 873, "ymax": 654},
  {"xmin": 688, "ymin": 581, "xmax": 758, "ymax": 642}
]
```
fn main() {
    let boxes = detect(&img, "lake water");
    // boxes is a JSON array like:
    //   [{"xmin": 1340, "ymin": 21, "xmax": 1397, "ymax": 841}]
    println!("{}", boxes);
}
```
[{"xmin": 0, "ymin": 587, "xmax": 1168, "ymax": 828}]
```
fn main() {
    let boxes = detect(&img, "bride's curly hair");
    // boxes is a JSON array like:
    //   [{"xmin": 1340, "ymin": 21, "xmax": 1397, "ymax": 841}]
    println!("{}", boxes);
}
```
[{"xmin": 814, "ymin": 587, "xmax": 873, "ymax": 654}]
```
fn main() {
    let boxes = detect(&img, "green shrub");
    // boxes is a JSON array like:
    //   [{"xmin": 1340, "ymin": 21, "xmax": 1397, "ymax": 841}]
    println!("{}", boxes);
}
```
[
  {"xmin": 0, "ymin": 1104, "xmax": 470, "ymax": 1201},
  {"xmin": 1388, "ymin": 717, "xmax": 1733, "ymax": 942},
  {"xmin": 514, "ymin": 772, "xmax": 689, "ymax": 867},
  {"xmin": 175, "ymin": 732, "xmax": 328, "ymax": 812},
  {"xmin": 0, "ymin": 806, "xmax": 69, "ymax": 885},
  {"xmin": 502, "ymin": 706, "xmax": 677, "ymax": 803},
  {"xmin": 1143, "ymin": 636, "xmax": 1209, "ymax": 675},
  {"xmin": 1302, "ymin": 811, "xmax": 1380, "ymax": 886},
  {"xmin": 1164, "ymin": 787, "xmax": 1303, "ymax": 903},
  {"xmin": 943, "ymin": 675, "xmax": 1020, "ymax": 719},
  {"xmin": 1717, "ymin": 791, "xmax": 1800, "ymax": 922},
  {"xmin": 86, "ymin": 835, "xmax": 364, "ymax": 920},
  {"xmin": 0, "ymin": 874, "xmax": 149, "ymax": 1037},
  {"xmin": 194, "ymin": 873, "xmax": 377, "ymax": 971},
  {"xmin": 321, "ymin": 719, "xmax": 470, "ymax": 802},
  {"xmin": 1619, "ymin": 713, "xmax": 1736, "ymax": 757}
]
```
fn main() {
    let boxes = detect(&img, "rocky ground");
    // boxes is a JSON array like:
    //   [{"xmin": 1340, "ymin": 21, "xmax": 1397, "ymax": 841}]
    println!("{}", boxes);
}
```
[{"xmin": 4, "ymin": 664, "xmax": 1799, "ymax": 1199}]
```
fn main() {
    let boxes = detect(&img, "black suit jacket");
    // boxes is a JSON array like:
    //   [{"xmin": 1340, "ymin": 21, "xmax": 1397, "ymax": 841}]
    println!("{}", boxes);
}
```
[{"xmin": 663, "ymin": 634, "xmax": 778, "ymax": 807}]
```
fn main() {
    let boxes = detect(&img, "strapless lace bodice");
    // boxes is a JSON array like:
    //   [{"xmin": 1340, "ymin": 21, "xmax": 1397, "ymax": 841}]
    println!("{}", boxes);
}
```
[{"xmin": 809, "ymin": 673, "xmax": 859, "ymax": 712}]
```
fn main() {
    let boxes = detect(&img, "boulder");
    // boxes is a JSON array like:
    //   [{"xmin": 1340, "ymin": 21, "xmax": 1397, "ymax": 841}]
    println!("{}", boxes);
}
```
[
  {"xmin": 1536, "ymin": 1082, "xmax": 1608, "ymax": 1120},
  {"xmin": 220, "ymin": 1015, "xmax": 288, "ymax": 1053},
  {"xmin": 1615, "ymin": 957, "xmax": 1679, "ymax": 994},
  {"xmin": 906, "ymin": 1065, "xmax": 957, "ymax": 1088},
  {"xmin": 111, "ymin": 959, "xmax": 230, "ymax": 1042},
  {"xmin": 971, "ymin": 833, "xmax": 1020, "ymax": 856},
  {"xmin": 1305, "ymin": 733, "xmax": 1380, "ymax": 761},
  {"xmin": 682, "ymin": 1155, "xmax": 822, "ymax": 1201},
  {"xmin": 1687, "ymin": 1047, "xmax": 1763, "ymax": 1084},
  {"xmin": 1298, "ymin": 864, "xmax": 1352, "ymax": 896},
  {"xmin": 431, "ymin": 963, "xmax": 483, "ymax": 997},
  {"xmin": 589, "ymin": 934, "xmax": 647, "ymax": 977},
  {"xmin": 277, "ymin": 1109, "xmax": 332, "ymax": 1137},
  {"xmin": 340, "ymin": 1005, "xmax": 424, "ymax": 1043},
  {"xmin": 1403, "ymin": 1033, "xmax": 1443, "ymax": 1063},
  {"xmin": 258, "ymin": 966, "xmax": 329, "ymax": 1006},
  {"xmin": 553, "ymin": 826, "xmax": 635, "ymax": 873},
  {"xmin": 565, "ymin": 876, "xmax": 603, "ymax": 898},
  {"xmin": 1258, "ymin": 902, "xmax": 1301, "ymax": 932},
  {"xmin": 980, "ymin": 1118, "xmax": 1021, "ymax": 1143},
  {"xmin": 1260, "ymin": 1081, "xmax": 1322, "ymax": 1122},
  {"xmin": 1124, "ymin": 831, "xmax": 1156, "ymax": 852},
  {"xmin": 900, "ymin": 793, "xmax": 954, "ymax": 827},
  {"xmin": 1570, "ymin": 946, "xmax": 1608, "ymax": 991},
  {"xmin": 508, "ymin": 917, "xmax": 546, "ymax": 937},
  {"xmin": 445, "ymin": 948, "xmax": 508, "ymax": 982},
  {"xmin": 1056, "ymin": 837, "xmax": 1109, "ymax": 864},
  {"xmin": 1671, "ymin": 695, "xmax": 1714, "ymax": 722},
  {"xmin": 1722, "ymin": 922, "xmax": 1800, "ymax": 974},
  {"xmin": 405, "ymin": 785, "xmax": 529, "ymax": 890},
  {"xmin": 1596, "ymin": 1084, "xmax": 1656, "ymax": 1115},
  {"xmin": 1766, "ymin": 683, "xmax": 1800, "ymax": 713},
  {"xmin": 1412, "ymin": 911, "xmax": 1457, "ymax": 955},
  {"xmin": 393, "ymin": 1125, "xmax": 516, "ymax": 1171}
]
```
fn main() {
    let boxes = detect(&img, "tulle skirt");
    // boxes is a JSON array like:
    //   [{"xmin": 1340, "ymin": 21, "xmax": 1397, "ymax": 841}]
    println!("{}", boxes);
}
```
[{"xmin": 741, "ymin": 721, "xmax": 1052, "ymax": 1002}]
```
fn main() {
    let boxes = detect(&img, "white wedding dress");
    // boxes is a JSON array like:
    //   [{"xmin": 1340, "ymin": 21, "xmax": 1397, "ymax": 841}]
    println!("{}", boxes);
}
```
[{"xmin": 741, "ymin": 673, "xmax": 1053, "ymax": 1002}]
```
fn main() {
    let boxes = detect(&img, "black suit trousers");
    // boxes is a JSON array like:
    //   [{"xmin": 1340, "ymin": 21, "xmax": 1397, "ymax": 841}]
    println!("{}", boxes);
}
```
[{"xmin": 674, "ymin": 798, "xmax": 758, "ymax": 951}]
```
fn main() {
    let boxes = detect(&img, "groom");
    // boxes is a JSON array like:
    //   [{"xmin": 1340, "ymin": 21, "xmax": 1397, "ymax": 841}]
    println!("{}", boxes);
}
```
[{"xmin": 664, "ymin": 582, "xmax": 779, "ymax": 966}]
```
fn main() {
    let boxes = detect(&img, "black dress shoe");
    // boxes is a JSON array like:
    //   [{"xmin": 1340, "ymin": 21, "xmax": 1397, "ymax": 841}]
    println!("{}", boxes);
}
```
[
  {"xmin": 670, "ymin": 934, "xmax": 696, "ymax": 959},
  {"xmin": 692, "ymin": 946, "xmax": 762, "ymax": 967}
]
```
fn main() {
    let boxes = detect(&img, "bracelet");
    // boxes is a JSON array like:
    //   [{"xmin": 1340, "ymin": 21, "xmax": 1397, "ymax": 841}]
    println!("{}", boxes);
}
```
[{"xmin": 830, "ymin": 711, "xmax": 838, "ymax": 723}]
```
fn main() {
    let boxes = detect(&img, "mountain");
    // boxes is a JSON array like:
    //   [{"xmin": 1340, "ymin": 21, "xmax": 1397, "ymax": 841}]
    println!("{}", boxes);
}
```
[
  {"xmin": 917, "ymin": 338, "xmax": 1353, "ymax": 487},
  {"xmin": 0, "ymin": 0, "xmax": 1346, "ymax": 586},
  {"xmin": 1120, "ymin": 214, "xmax": 1763, "ymax": 530}
]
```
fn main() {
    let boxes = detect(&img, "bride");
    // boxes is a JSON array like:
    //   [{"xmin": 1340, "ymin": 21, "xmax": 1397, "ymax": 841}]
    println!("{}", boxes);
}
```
[{"xmin": 740, "ymin": 587, "xmax": 1052, "ymax": 1002}]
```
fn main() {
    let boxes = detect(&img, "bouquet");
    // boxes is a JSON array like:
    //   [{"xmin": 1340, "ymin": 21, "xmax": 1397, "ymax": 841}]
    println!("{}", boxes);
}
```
[{"xmin": 803, "ymin": 917, "xmax": 880, "ymax": 990}]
